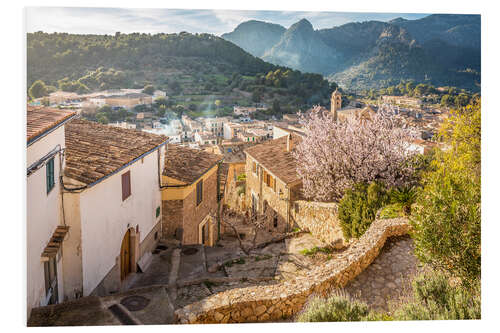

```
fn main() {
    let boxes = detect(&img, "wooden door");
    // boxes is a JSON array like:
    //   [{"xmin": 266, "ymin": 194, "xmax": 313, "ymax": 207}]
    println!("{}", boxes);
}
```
[{"xmin": 120, "ymin": 229, "xmax": 131, "ymax": 280}]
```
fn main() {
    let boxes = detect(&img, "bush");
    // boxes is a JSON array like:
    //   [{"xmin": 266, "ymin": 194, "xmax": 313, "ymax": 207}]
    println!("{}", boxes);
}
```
[
  {"xmin": 411, "ymin": 101, "xmax": 480, "ymax": 285},
  {"xmin": 378, "ymin": 204, "xmax": 404, "ymax": 219},
  {"xmin": 393, "ymin": 271, "xmax": 481, "ymax": 320},
  {"xmin": 338, "ymin": 182, "xmax": 388, "ymax": 240},
  {"xmin": 389, "ymin": 186, "xmax": 417, "ymax": 216},
  {"xmin": 297, "ymin": 294, "xmax": 371, "ymax": 322}
]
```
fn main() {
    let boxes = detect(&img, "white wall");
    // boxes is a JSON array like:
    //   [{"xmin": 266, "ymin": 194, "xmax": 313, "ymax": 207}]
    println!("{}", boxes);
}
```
[
  {"xmin": 77, "ymin": 146, "xmax": 164, "ymax": 295},
  {"xmin": 26, "ymin": 126, "xmax": 66, "ymax": 317},
  {"xmin": 273, "ymin": 126, "xmax": 290, "ymax": 139}
]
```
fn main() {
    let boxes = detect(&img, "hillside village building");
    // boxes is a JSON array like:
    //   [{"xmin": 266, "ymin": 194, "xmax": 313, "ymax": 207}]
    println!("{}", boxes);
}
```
[
  {"xmin": 26, "ymin": 106, "xmax": 77, "ymax": 318},
  {"xmin": 161, "ymin": 145, "xmax": 223, "ymax": 246},
  {"xmin": 244, "ymin": 133, "xmax": 303, "ymax": 233},
  {"xmin": 61, "ymin": 119, "xmax": 168, "ymax": 299}
]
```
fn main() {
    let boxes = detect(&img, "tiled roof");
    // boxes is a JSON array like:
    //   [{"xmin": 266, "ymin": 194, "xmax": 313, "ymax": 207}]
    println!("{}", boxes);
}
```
[
  {"xmin": 163, "ymin": 144, "xmax": 223, "ymax": 184},
  {"xmin": 244, "ymin": 134, "xmax": 302, "ymax": 185},
  {"xmin": 27, "ymin": 106, "xmax": 76, "ymax": 143},
  {"xmin": 64, "ymin": 119, "xmax": 167, "ymax": 185}
]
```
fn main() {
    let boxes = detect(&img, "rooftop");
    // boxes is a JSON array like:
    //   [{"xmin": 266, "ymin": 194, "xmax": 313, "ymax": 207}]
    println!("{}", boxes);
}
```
[
  {"xmin": 27, "ymin": 106, "xmax": 76, "ymax": 144},
  {"xmin": 163, "ymin": 144, "xmax": 223, "ymax": 184},
  {"xmin": 64, "ymin": 119, "xmax": 167, "ymax": 185},
  {"xmin": 245, "ymin": 134, "xmax": 302, "ymax": 185}
]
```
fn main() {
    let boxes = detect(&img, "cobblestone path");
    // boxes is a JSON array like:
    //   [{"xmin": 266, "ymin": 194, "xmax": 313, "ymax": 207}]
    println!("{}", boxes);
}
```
[{"xmin": 344, "ymin": 235, "xmax": 422, "ymax": 312}]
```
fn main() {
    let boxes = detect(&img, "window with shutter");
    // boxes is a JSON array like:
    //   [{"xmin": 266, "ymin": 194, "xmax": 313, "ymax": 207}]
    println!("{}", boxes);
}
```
[
  {"xmin": 46, "ymin": 157, "xmax": 55, "ymax": 194},
  {"xmin": 196, "ymin": 179, "xmax": 203, "ymax": 206},
  {"xmin": 121, "ymin": 171, "xmax": 131, "ymax": 201}
]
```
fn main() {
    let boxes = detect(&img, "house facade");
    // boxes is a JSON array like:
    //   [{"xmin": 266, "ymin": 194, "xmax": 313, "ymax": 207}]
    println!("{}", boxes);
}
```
[
  {"xmin": 26, "ymin": 106, "xmax": 76, "ymax": 317},
  {"xmin": 161, "ymin": 145, "xmax": 223, "ymax": 246},
  {"xmin": 61, "ymin": 119, "xmax": 167, "ymax": 299},
  {"xmin": 244, "ymin": 134, "xmax": 303, "ymax": 233}
]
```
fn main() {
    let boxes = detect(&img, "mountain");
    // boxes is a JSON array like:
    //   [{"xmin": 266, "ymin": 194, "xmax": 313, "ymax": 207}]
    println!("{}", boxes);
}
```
[
  {"xmin": 261, "ymin": 19, "xmax": 341, "ymax": 75},
  {"xmin": 221, "ymin": 20, "xmax": 286, "ymax": 57},
  {"xmin": 27, "ymin": 31, "xmax": 334, "ymax": 111},
  {"xmin": 389, "ymin": 14, "xmax": 480, "ymax": 49},
  {"xmin": 222, "ymin": 14, "xmax": 481, "ymax": 91},
  {"xmin": 27, "ymin": 31, "xmax": 277, "ymax": 89}
]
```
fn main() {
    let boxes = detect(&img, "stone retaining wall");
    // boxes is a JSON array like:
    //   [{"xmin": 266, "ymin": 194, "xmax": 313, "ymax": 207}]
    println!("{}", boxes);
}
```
[
  {"xmin": 174, "ymin": 217, "xmax": 411, "ymax": 324},
  {"xmin": 290, "ymin": 201, "xmax": 344, "ymax": 247}
]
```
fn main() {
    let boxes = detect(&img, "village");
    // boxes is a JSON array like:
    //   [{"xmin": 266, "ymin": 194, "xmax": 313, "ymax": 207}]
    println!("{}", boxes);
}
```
[{"xmin": 25, "ymin": 87, "xmax": 449, "ymax": 326}]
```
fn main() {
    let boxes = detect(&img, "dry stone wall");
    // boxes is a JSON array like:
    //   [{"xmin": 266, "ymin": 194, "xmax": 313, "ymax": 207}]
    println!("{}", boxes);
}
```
[
  {"xmin": 290, "ymin": 201, "xmax": 344, "ymax": 248},
  {"xmin": 174, "ymin": 217, "xmax": 411, "ymax": 324}
]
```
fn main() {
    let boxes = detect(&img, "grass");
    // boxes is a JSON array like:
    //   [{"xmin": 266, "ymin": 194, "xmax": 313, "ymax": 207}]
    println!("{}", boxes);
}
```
[
  {"xmin": 291, "ymin": 227, "xmax": 301, "ymax": 233},
  {"xmin": 254, "ymin": 254, "xmax": 273, "ymax": 262},
  {"xmin": 300, "ymin": 246, "xmax": 332, "ymax": 256},
  {"xmin": 224, "ymin": 257, "xmax": 246, "ymax": 267},
  {"xmin": 379, "ymin": 204, "xmax": 404, "ymax": 219},
  {"xmin": 203, "ymin": 280, "xmax": 220, "ymax": 289}
]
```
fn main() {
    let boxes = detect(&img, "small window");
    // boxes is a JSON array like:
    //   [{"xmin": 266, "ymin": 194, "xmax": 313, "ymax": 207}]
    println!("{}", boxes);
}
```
[
  {"xmin": 156, "ymin": 206, "xmax": 161, "ymax": 218},
  {"xmin": 252, "ymin": 162, "xmax": 257, "ymax": 174},
  {"xmin": 121, "ymin": 171, "xmax": 131, "ymax": 201},
  {"xmin": 46, "ymin": 157, "xmax": 55, "ymax": 194},
  {"xmin": 196, "ymin": 179, "xmax": 203, "ymax": 206},
  {"xmin": 273, "ymin": 217, "xmax": 278, "ymax": 228}
]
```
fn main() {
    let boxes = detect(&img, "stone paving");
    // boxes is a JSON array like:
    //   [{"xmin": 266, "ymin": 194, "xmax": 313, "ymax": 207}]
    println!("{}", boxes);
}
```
[
  {"xmin": 29, "ymin": 227, "xmax": 421, "ymax": 325},
  {"xmin": 343, "ymin": 235, "xmax": 422, "ymax": 312}
]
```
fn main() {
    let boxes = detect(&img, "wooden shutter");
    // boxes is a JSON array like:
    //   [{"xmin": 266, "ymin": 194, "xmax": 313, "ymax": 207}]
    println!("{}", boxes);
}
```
[
  {"xmin": 46, "ymin": 157, "xmax": 55, "ymax": 193},
  {"xmin": 196, "ymin": 179, "xmax": 203, "ymax": 206},
  {"xmin": 121, "ymin": 171, "xmax": 131, "ymax": 201}
]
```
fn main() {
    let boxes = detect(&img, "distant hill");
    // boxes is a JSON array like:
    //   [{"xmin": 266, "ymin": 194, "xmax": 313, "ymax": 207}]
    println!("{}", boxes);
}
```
[
  {"xmin": 222, "ymin": 14, "xmax": 481, "ymax": 91},
  {"xmin": 261, "ymin": 19, "xmax": 342, "ymax": 75},
  {"xmin": 27, "ymin": 31, "xmax": 276, "ymax": 89},
  {"xmin": 221, "ymin": 20, "xmax": 286, "ymax": 57},
  {"xmin": 27, "ymin": 31, "xmax": 334, "ymax": 111}
]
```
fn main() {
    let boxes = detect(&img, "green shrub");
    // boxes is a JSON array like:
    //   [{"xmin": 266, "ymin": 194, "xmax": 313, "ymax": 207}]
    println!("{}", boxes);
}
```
[
  {"xmin": 389, "ymin": 186, "xmax": 417, "ymax": 216},
  {"xmin": 237, "ymin": 173, "xmax": 246, "ymax": 181},
  {"xmin": 299, "ymin": 246, "xmax": 332, "ymax": 256},
  {"xmin": 411, "ymin": 102, "xmax": 480, "ymax": 285},
  {"xmin": 379, "ymin": 204, "xmax": 404, "ymax": 219},
  {"xmin": 236, "ymin": 184, "xmax": 245, "ymax": 196},
  {"xmin": 393, "ymin": 271, "xmax": 481, "ymax": 320},
  {"xmin": 338, "ymin": 182, "xmax": 388, "ymax": 240},
  {"xmin": 297, "ymin": 294, "xmax": 371, "ymax": 322}
]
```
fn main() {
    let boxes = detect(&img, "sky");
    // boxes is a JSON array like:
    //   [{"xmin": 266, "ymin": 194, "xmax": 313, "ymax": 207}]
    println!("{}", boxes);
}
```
[{"xmin": 26, "ymin": 7, "xmax": 429, "ymax": 36}]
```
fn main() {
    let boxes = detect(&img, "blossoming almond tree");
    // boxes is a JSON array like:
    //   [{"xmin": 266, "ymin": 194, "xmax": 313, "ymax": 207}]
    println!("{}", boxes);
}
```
[{"xmin": 293, "ymin": 106, "xmax": 417, "ymax": 202}]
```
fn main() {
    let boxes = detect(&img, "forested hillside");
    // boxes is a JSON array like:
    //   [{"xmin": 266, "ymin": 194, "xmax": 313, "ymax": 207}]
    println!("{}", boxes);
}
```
[
  {"xmin": 27, "ymin": 31, "xmax": 335, "ymax": 116},
  {"xmin": 222, "ymin": 14, "xmax": 481, "ymax": 91}
]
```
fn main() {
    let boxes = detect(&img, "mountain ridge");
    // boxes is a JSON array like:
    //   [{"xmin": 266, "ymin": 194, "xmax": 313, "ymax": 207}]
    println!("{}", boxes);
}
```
[{"xmin": 222, "ymin": 14, "xmax": 481, "ymax": 91}]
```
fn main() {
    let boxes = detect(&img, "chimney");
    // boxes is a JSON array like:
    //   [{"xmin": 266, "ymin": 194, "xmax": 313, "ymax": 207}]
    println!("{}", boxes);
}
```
[{"xmin": 286, "ymin": 134, "xmax": 293, "ymax": 152}]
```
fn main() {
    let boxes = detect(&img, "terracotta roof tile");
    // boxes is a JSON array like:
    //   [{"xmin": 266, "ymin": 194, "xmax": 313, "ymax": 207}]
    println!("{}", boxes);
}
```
[
  {"xmin": 163, "ymin": 144, "xmax": 223, "ymax": 184},
  {"xmin": 27, "ymin": 106, "xmax": 76, "ymax": 143},
  {"xmin": 64, "ymin": 119, "xmax": 167, "ymax": 185},
  {"xmin": 244, "ymin": 134, "xmax": 302, "ymax": 185}
]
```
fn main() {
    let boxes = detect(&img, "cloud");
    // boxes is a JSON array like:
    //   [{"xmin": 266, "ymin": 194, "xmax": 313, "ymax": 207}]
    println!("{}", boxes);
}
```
[{"xmin": 26, "ymin": 7, "xmax": 430, "ymax": 35}]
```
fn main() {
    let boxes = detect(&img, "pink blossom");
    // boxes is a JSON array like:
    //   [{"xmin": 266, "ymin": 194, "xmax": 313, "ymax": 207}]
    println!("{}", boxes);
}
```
[{"xmin": 294, "ymin": 106, "xmax": 417, "ymax": 202}]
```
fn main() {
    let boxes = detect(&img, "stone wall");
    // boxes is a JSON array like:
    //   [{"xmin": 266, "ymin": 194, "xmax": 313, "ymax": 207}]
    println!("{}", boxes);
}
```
[
  {"xmin": 182, "ymin": 171, "xmax": 218, "ymax": 245},
  {"xmin": 244, "ymin": 156, "xmax": 300, "ymax": 233},
  {"xmin": 174, "ymin": 217, "xmax": 411, "ymax": 324},
  {"xmin": 290, "ymin": 201, "xmax": 344, "ymax": 248}
]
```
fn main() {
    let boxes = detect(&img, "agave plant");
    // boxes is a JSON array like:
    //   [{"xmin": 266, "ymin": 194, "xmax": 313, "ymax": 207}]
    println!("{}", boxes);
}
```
[{"xmin": 390, "ymin": 186, "xmax": 418, "ymax": 216}]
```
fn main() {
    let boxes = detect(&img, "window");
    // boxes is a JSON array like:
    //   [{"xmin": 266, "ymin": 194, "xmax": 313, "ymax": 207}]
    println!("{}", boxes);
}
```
[
  {"xmin": 156, "ymin": 206, "xmax": 161, "ymax": 218},
  {"xmin": 121, "ymin": 171, "xmax": 131, "ymax": 201},
  {"xmin": 196, "ymin": 179, "xmax": 203, "ymax": 206},
  {"xmin": 273, "ymin": 216, "xmax": 278, "ymax": 228},
  {"xmin": 252, "ymin": 161, "xmax": 257, "ymax": 174},
  {"xmin": 46, "ymin": 157, "xmax": 55, "ymax": 194}
]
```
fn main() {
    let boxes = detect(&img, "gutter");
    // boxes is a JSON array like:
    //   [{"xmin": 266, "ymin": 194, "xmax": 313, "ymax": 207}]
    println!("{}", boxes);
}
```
[
  {"xmin": 159, "ymin": 158, "xmax": 224, "ymax": 189},
  {"xmin": 27, "ymin": 113, "xmax": 77, "ymax": 147},
  {"xmin": 64, "ymin": 140, "xmax": 168, "ymax": 192}
]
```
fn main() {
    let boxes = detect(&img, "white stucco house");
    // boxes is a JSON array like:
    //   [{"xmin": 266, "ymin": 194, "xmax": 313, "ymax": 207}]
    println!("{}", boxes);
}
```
[
  {"xmin": 60, "ymin": 119, "xmax": 168, "ymax": 300},
  {"xmin": 26, "ymin": 106, "xmax": 76, "ymax": 318}
]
